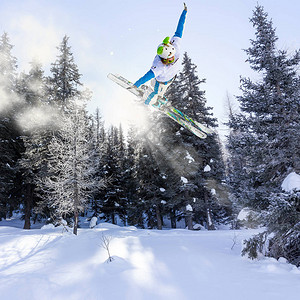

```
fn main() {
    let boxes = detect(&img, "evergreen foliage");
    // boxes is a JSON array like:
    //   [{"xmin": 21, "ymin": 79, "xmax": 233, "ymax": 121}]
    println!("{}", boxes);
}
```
[
  {"xmin": 165, "ymin": 52, "xmax": 229, "ymax": 229},
  {"xmin": 48, "ymin": 35, "xmax": 82, "ymax": 109},
  {"xmin": 39, "ymin": 97, "xmax": 101, "ymax": 235},
  {"xmin": 0, "ymin": 3, "xmax": 299, "ymax": 269},
  {"xmin": 89, "ymin": 108, "xmax": 106, "ymax": 217},
  {"xmin": 0, "ymin": 29, "xmax": 229, "ymax": 234},
  {"xmin": 242, "ymin": 188, "xmax": 300, "ymax": 266},
  {"xmin": 227, "ymin": 5, "xmax": 300, "ymax": 211},
  {"xmin": 0, "ymin": 33, "xmax": 24, "ymax": 220},
  {"xmin": 227, "ymin": 5, "xmax": 300, "ymax": 265},
  {"xmin": 16, "ymin": 62, "xmax": 50, "ymax": 229},
  {"xmin": 100, "ymin": 125, "xmax": 126, "ymax": 225}
]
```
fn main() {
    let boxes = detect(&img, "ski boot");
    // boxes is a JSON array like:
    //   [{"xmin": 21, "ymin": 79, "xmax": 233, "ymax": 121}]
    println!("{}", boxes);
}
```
[{"xmin": 152, "ymin": 96, "xmax": 171, "ymax": 109}]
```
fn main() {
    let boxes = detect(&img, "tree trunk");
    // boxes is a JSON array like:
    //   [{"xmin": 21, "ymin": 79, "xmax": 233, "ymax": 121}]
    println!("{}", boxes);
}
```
[
  {"xmin": 73, "ymin": 178, "xmax": 79, "ymax": 235},
  {"xmin": 155, "ymin": 206, "xmax": 162, "ymax": 230},
  {"xmin": 111, "ymin": 213, "xmax": 116, "ymax": 224},
  {"xmin": 185, "ymin": 190, "xmax": 193, "ymax": 230},
  {"xmin": 206, "ymin": 208, "xmax": 215, "ymax": 230},
  {"xmin": 170, "ymin": 209, "xmax": 177, "ymax": 228},
  {"xmin": 185, "ymin": 214, "xmax": 193, "ymax": 230},
  {"xmin": 23, "ymin": 184, "xmax": 33, "ymax": 230},
  {"xmin": 73, "ymin": 134, "xmax": 79, "ymax": 235},
  {"xmin": 33, "ymin": 214, "xmax": 38, "ymax": 224},
  {"xmin": 73, "ymin": 211, "xmax": 78, "ymax": 235},
  {"xmin": 204, "ymin": 192, "xmax": 215, "ymax": 230}
]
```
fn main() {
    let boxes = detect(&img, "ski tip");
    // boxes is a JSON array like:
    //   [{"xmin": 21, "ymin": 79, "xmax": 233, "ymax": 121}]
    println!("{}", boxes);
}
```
[
  {"xmin": 194, "ymin": 128, "xmax": 207, "ymax": 139},
  {"xmin": 193, "ymin": 121, "xmax": 215, "ymax": 135},
  {"xmin": 107, "ymin": 73, "xmax": 120, "ymax": 78}
]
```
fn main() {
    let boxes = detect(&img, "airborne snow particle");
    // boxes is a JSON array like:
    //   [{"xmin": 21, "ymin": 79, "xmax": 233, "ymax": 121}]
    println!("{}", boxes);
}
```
[{"xmin": 204, "ymin": 165, "xmax": 211, "ymax": 172}]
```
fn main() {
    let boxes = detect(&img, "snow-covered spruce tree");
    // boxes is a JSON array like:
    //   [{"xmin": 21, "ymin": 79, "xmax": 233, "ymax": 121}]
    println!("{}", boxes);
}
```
[
  {"xmin": 265, "ymin": 187, "xmax": 300, "ymax": 266},
  {"xmin": 242, "ymin": 173, "xmax": 300, "ymax": 266},
  {"xmin": 41, "ymin": 97, "xmax": 100, "ymax": 235},
  {"xmin": 114, "ymin": 124, "xmax": 129, "ymax": 224},
  {"xmin": 225, "ymin": 94, "xmax": 253, "ymax": 225},
  {"xmin": 165, "ymin": 52, "xmax": 228, "ymax": 229},
  {"xmin": 135, "ymin": 136, "xmax": 165, "ymax": 229},
  {"xmin": 0, "ymin": 33, "xmax": 24, "ymax": 219},
  {"xmin": 130, "ymin": 112, "xmax": 189, "ymax": 229},
  {"xmin": 125, "ymin": 124, "xmax": 146, "ymax": 228},
  {"xmin": 48, "ymin": 35, "xmax": 82, "ymax": 110},
  {"xmin": 230, "ymin": 5, "xmax": 300, "ymax": 264},
  {"xmin": 227, "ymin": 5, "xmax": 300, "ymax": 211},
  {"xmin": 146, "ymin": 120, "xmax": 184, "ymax": 229},
  {"xmin": 0, "ymin": 33, "xmax": 17, "ymax": 92},
  {"xmin": 172, "ymin": 52, "xmax": 218, "ymax": 129},
  {"xmin": 36, "ymin": 35, "xmax": 101, "ymax": 234},
  {"xmin": 16, "ymin": 61, "xmax": 53, "ymax": 229},
  {"xmin": 89, "ymin": 108, "xmax": 106, "ymax": 217},
  {"xmin": 99, "ymin": 125, "xmax": 129, "ymax": 224}
]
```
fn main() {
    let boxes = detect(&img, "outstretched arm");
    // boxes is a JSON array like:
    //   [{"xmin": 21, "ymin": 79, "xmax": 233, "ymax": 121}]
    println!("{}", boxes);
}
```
[
  {"xmin": 133, "ymin": 69, "xmax": 155, "ymax": 88},
  {"xmin": 174, "ymin": 3, "xmax": 187, "ymax": 38},
  {"xmin": 133, "ymin": 4, "xmax": 187, "ymax": 88}
]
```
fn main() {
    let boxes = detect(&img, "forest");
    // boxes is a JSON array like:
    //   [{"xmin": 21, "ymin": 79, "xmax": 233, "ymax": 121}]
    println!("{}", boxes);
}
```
[{"xmin": 0, "ymin": 5, "xmax": 299, "ymax": 267}]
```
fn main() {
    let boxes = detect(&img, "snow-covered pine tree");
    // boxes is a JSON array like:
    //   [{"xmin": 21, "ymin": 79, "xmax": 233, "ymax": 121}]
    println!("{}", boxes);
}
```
[
  {"xmin": 225, "ymin": 97, "xmax": 251, "ymax": 225},
  {"xmin": 48, "ymin": 35, "xmax": 82, "ymax": 110},
  {"xmin": 0, "ymin": 33, "xmax": 17, "ymax": 91},
  {"xmin": 0, "ymin": 33, "xmax": 24, "ymax": 220},
  {"xmin": 134, "ymin": 134, "xmax": 167, "ymax": 229},
  {"xmin": 101, "ymin": 124, "xmax": 128, "ymax": 224},
  {"xmin": 229, "ymin": 5, "xmax": 300, "ymax": 264},
  {"xmin": 242, "ymin": 173, "xmax": 300, "ymax": 266},
  {"xmin": 125, "ymin": 124, "xmax": 145, "ymax": 228},
  {"xmin": 16, "ymin": 61, "xmax": 52, "ymax": 229},
  {"xmin": 227, "ymin": 5, "xmax": 300, "ymax": 211},
  {"xmin": 41, "ymin": 96, "xmax": 100, "ymax": 235},
  {"xmin": 265, "ymin": 187, "xmax": 300, "ymax": 266},
  {"xmin": 89, "ymin": 108, "xmax": 106, "ymax": 217},
  {"xmin": 165, "ymin": 52, "xmax": 228, "ymax": 229},
  {"xmin": 173, "ymin": 52, "xmax": 217, "ymax": 128},
  {"xmin": 130, "ymin": 112, "xmax": 188, "ymax": 229},
  {"xmin": 99, "ymin": 125, "xmax": 126, "ymax": 224},
  {"xmin": 162, "ymin": 169, "xmax": 182, "ymax": 228},
  {"xmin": 34, "ymin": 36, "xmax": 100, "ymax": 234}
]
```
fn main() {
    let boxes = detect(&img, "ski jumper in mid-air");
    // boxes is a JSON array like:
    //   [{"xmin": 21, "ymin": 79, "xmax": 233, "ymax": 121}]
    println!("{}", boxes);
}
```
[
  {"xmin": 131, "ymin": 3, "xmax": 187, "ymax": 106},
  {"xmin": 108, "ymin": 3, "xmax": 213, "ymax": 138}
]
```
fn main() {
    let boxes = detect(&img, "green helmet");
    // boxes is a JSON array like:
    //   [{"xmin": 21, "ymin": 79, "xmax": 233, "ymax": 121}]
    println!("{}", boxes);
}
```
[{"xmin": 157, "ymin": 37, "xmax": 176, "ymax": 62}]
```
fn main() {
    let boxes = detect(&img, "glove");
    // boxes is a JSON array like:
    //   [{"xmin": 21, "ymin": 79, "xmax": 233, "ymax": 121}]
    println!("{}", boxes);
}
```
[
  {"xmin": 140, "ymin": 85, "xmax": 148, "ymax": 91},
  {"xmin": 184, "ymin": 2, "xmax": 187, "ymax": 11}
]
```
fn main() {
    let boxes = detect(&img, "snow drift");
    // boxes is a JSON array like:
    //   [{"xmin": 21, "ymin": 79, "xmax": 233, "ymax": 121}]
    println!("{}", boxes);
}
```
[{"xmin": 0, "ymin": 222, "xmax": 300, "ymax": 300}]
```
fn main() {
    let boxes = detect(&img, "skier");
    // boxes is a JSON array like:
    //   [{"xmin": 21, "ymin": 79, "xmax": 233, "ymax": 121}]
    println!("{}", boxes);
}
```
[
  {"xmin": 130, "ymin": 3, "xmax": 187, "ymax": 106},
  {"xmin": 108, "ymin": 2, "xmax": 212, "ymax": 138}
]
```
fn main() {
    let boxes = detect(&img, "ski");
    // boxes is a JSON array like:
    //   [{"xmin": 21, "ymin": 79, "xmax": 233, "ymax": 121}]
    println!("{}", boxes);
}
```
[
  {"xmin": 107, "ymin": 73, "xmax": 142, "ymax": 97},
  {"xmin": 157, "ymin": 103, "xmax": 214, "ymax": 137},
  {"xmin": 107, "ymin": 73, "xmax": 213, "ymax": 139}
]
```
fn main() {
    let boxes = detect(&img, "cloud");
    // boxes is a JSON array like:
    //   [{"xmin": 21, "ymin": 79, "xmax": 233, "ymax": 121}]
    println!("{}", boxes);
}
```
[
  {"xmin": 17, "ymin": 105, "xmax": 61, "ymax": 132},
  {"xmin": 0, "ymin": 74, "xmax": 23, "ymax": 113},
  {"xmin": 0, "ymin": 85, "xmax": 22, "ymax": 113},
  {"xmin": 9, "ymin": 14, "xmax": 62, "ymax": 71}
]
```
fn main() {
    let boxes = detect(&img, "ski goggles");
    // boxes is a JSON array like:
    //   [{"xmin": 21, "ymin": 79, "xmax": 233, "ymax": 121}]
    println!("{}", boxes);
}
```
[{"xmin": 161, "ymin": 56, "xmax": 175, "ymax": 64}]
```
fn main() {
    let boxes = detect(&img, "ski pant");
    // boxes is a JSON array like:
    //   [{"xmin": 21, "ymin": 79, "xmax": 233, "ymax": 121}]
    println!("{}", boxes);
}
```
[{"xmin": 143, "ymin": 78, "xmax": 174, "ymax": 105}]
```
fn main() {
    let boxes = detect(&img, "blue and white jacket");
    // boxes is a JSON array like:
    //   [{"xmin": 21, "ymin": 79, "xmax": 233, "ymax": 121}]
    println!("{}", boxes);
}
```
[{"xmin": 134, "ymin": 9, "xmax": 187, "ymax": 88}]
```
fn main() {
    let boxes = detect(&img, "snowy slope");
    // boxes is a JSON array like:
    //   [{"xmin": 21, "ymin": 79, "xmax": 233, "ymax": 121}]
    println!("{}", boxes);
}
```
[{"xmin": 0, "ymin": 223, "xmax": 300, "ymax": 300}]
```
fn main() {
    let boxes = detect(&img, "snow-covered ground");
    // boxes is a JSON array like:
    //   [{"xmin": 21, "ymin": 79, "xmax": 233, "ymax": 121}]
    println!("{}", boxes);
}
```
[{"xmin": 0, "ymin": 222, "xmax": 300, "ymax": 300}]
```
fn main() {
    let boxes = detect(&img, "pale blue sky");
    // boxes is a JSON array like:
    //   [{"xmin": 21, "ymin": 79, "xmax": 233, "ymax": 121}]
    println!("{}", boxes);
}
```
[{"xmin": 0, "ymin": 0, "xmax": 299, "ymax": 130}]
